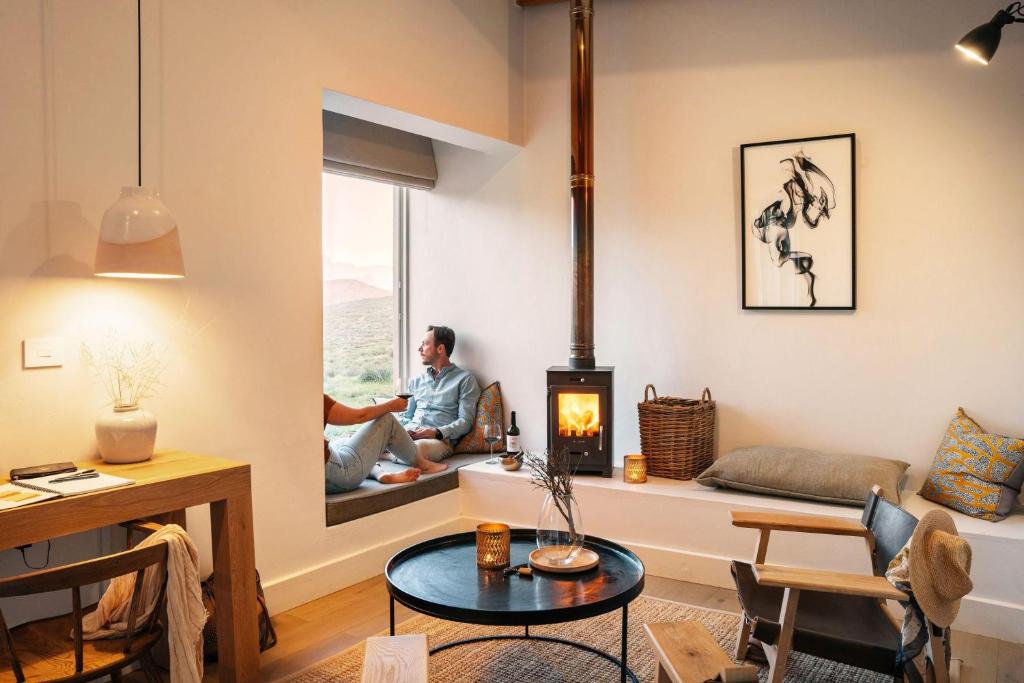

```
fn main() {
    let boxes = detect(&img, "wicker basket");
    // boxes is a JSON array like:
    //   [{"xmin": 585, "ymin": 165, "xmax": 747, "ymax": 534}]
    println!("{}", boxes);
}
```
[{"xmin": 637, "ymin": 384, "xmax": 716, "ymax": 480}]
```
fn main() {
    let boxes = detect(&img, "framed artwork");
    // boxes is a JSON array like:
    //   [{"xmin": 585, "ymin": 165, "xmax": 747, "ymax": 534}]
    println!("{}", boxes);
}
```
[{"xmin": 741, "ymin": 133, "xmax": 855, "ymax": 310}]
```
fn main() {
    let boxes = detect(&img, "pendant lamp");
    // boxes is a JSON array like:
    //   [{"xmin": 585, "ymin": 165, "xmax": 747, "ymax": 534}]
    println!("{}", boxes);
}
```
[
  {"xmin": 95, "ymin": 0, "xmax": 184, "ymax": 279},
  {"xmin": 955, "ymin": 3, "xmax": 1023, "ymax": 65}
]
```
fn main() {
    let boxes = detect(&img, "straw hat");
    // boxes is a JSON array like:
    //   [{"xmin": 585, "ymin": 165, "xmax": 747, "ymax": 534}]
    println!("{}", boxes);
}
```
[{"xmin": 910, "ymin": 510, "xmax": 973, "ymax": 627}]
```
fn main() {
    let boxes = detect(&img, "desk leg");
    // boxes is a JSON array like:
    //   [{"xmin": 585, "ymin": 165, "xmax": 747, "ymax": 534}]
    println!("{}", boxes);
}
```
[{"xmin": 211, "ymin": 489, "xmax": 259, "ymax": 683}]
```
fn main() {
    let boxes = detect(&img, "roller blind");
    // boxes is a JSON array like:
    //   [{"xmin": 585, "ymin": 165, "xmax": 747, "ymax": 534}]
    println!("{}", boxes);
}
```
[{"xmin": 322, "ymin": 111, "xmax": 437, "ymax": 190}]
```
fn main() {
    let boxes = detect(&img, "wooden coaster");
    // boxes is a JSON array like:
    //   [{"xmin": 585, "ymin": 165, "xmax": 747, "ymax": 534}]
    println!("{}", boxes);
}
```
[{"xmin": 529, "ymin": 546, "xmax": 599, "ymax": 573}]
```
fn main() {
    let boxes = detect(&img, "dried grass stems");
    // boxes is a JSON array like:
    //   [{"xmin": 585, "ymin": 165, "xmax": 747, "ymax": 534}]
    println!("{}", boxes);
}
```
[
  {"xmin": 525, "ymin": 449, "xmax": 582, "ymax": 540},
  {"xmin": 82, "ymin": 332, "xmax": 166, "ymax": 409}
]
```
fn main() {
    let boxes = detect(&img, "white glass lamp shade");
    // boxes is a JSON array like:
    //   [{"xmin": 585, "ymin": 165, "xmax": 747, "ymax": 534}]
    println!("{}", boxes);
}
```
[{"xmin": 95, "ymin": 186, "xmax": 184, "ymax": 278}]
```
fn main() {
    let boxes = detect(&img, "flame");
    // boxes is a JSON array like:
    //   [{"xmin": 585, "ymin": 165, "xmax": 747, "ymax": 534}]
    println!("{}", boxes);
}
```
[{"xmin": 558, "ymin": 393, "xmax": 600, "ymax": 437}]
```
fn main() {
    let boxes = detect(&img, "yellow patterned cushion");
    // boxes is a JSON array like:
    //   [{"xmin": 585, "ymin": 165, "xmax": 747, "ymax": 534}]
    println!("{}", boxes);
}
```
[
  {"xmin": 453, "ymin": 381, "xmax": 504, "ymax": 454},
  {"xmin": 919, "ymin": 408, "xmax": 1024, "ymax": 521}
]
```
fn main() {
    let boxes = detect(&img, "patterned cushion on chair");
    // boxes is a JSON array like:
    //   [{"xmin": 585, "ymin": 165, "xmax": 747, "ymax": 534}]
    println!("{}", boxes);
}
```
[
  {"xmin": 919, "ymin": 408, "xmax": 1024, "ymax": 521},
  {"xmin": 453, "ymin": 381, "xmax": 505, "ymax": 454}
]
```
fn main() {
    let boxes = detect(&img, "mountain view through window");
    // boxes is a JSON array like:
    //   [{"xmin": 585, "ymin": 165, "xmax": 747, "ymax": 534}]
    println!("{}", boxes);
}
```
[{"xmin": 323, "ymin": 173, "xmax": 395, "ymax": 437}]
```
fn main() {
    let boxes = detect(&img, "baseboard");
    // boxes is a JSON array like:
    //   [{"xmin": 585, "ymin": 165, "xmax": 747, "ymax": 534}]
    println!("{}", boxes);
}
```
[
  {"xmin": 266, "ymin": 500, "xmax": 1024, "ymax": 644},
  {"xmin": 263, "ymin": 491, "xmax": 470, "ymax": 614}
]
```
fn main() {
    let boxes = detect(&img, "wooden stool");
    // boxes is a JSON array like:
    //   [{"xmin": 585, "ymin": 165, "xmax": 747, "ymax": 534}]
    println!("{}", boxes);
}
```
[
  {"xmin": 644, "ymin": 621, "xmax": 759, "ymax": 683},
  {"xmin": 361, "ymin": 634, "xmax": 428, "ymax": 683}
]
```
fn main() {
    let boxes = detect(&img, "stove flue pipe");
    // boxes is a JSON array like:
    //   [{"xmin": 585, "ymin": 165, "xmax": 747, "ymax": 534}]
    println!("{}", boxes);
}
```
[{"xmin": 569, "ymin": 0, "xmax": 595, "ymax": 370}]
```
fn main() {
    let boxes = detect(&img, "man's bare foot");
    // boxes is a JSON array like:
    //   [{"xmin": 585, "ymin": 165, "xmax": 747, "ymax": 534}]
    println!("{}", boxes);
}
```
[
  {"xmin": 378, "ymin": 468, "xmax": 421, "ymax": 484},
  {"xmin": 418, "ymin": 459, "xmax": 448, "ymax": 474}
]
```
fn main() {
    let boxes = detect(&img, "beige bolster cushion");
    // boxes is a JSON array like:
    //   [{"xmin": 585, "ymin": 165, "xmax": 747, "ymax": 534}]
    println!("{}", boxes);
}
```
[{"xmin": 696, "ymin": 446, "xmax": 910, "ymax": 506}]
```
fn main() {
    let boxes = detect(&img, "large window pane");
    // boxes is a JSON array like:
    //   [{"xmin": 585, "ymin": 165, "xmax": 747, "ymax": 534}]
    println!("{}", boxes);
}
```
[{"xmin": 323, "ymin": 173, "xmax": 395, "ymax": 437}]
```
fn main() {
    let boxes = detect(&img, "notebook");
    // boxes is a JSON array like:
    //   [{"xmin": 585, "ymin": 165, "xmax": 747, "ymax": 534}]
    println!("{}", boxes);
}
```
[{"xmin": 0, "ymin": 472, "xmax": 135, "ymax": 510}]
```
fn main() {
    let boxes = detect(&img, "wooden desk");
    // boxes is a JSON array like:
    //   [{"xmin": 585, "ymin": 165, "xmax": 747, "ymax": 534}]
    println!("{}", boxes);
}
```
[{"xmin": 0, "ymin": 451, "xmax": 259, "ymax": 682}]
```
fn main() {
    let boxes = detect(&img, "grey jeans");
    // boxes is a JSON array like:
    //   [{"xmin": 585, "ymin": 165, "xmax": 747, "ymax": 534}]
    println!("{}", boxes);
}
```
[{"xmin": 325, "ymin": 414, "xmax": 418, "ymax": 494}]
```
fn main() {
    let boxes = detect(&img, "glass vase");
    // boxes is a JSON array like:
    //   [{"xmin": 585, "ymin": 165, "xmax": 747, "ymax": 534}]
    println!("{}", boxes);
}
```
[{"xmin": 536, "ymin": 492, "xmax": 585, "ymax": 566}]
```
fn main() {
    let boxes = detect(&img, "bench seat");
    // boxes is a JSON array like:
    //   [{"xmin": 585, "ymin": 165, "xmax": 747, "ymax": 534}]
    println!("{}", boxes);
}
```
[{"xmin": 326, "ymin": 453, "xmax": 492, "ymax": 526}]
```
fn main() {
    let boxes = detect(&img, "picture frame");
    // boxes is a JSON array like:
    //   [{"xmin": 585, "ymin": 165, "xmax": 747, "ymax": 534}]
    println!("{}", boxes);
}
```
[{"xmin": 740, "ymin": 133, "xmax": 856, "ymax": 310}]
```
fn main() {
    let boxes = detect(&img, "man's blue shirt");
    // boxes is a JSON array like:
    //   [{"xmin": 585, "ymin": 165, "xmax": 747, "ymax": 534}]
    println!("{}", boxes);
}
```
[{"xmin": 400, "ymin": 363, "xmax": 480, "ymax": 441}]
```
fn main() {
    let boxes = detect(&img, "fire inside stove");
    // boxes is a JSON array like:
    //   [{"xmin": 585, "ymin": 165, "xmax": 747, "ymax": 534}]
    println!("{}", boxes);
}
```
[{"xmin": 558, "ymin": 393, "xmax": 600, "ymax": 438}]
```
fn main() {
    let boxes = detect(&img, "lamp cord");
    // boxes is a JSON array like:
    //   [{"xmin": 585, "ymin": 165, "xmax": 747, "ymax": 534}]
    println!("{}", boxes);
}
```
[
  {"xmin": 1005, "ymin": 2, "xmax": 1024, "ymax": 21},
  {"xmin": 137, "ymin": 0, "xmax": 141, "ymax": 188}
]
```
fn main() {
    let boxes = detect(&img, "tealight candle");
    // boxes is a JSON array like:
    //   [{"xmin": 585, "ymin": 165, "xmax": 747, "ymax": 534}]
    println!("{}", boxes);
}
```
[
  {"xmin": 624, "ymin": 454, "xmax": 647, "ymax": 484},
  {"xmin": 476, "ymin": 523, "xmax": 511, "ymax": 569}
]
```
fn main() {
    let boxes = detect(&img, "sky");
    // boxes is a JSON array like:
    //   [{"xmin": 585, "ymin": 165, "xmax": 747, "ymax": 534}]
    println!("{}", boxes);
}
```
[{"xmin": 322, "ymin": 172, "xmax": 393, "ymax": 271}]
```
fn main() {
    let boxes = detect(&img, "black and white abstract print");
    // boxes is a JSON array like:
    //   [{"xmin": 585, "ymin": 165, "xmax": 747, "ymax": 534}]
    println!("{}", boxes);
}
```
[
  {"xmin": 741, "ymin": 134, "xmax": 855, "ymax": 310},
  {"xmin": 751, "ymin": 152, "xmax": 836, "ymax": 307}
]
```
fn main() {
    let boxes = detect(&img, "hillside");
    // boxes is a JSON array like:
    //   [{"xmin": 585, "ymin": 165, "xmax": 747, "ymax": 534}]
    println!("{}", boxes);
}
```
[
  {"xmin": 323, "ymin": 278, "xmax": 390, "ymax": 306},
  {"xmin": 323, "ymin": 296, "xmax": 393, "ymax": 437}
]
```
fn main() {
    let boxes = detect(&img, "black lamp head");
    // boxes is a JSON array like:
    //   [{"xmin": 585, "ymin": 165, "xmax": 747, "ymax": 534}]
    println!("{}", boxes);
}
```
[{"xmin": 956, "ymin": 7, "xmax": 1018, "ymax": 65}]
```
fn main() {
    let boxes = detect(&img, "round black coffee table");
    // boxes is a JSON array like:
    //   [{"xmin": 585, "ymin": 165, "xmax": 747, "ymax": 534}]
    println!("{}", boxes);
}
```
[{"xmin": 385, "ymin": 529, "xmax": 645, "ymax": 683}]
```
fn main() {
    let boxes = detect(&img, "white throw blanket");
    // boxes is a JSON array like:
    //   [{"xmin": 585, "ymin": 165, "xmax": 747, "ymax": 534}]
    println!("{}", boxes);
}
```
[{"xmin": 82, "ymin": 524, "xmax": 206, "ymax": 683}]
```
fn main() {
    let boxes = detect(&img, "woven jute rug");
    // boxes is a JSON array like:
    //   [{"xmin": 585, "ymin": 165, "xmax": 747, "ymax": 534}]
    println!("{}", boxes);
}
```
[{"xmin": 286, "ymin": 595, "xmax": 887, "ymax": 682}]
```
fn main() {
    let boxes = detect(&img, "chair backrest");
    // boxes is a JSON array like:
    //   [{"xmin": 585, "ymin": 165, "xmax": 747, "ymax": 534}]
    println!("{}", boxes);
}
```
[
  {"xmin": 861, "ymin": 486, "xmax": 918, "ymax": 576},
  {"xmin": 0, "ymin": 540, "xmax": 168, "ymax": 682}
]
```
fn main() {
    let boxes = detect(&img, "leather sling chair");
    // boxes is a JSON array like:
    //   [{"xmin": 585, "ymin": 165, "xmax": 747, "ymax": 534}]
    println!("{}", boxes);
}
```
[{"xmin": 730, "ymin": 485, "xmax": 958, "ymax": 683}]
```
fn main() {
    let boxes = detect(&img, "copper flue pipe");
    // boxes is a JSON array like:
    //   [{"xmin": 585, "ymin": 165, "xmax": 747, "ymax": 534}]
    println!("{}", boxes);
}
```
[{"xmin": 569, "ymin": 0, "xmax": 595, "ymax": 369}]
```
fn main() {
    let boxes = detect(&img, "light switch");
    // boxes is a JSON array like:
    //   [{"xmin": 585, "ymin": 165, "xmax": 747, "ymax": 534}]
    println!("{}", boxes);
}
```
[{"xmin": 23, "ymin": 337, "xmax": 64, "ymax": 369}]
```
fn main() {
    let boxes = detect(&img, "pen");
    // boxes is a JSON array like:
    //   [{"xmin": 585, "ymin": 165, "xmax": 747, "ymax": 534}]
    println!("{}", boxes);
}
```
[{"xmin": 49, "ymin": 470, "xmax": 98, "ymax": 483}]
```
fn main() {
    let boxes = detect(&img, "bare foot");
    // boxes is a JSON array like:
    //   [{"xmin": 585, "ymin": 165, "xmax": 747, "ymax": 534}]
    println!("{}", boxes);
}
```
[
  {"xmin": 378, "ymin": 468, "xmax": 421, "ymax": 484},
  {"xmin": 418, "ymin": 459, "xmax": 449, "ymax": 474}
]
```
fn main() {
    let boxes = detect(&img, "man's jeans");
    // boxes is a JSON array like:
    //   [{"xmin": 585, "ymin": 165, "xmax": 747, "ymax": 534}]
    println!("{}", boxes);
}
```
[
  {"xmin": 325, "ymin": 414, "xmax": 417, "ymax": 494},
  {"xmin": 415, "ymin": 438, "xmax": 453, "ymax": 463}
]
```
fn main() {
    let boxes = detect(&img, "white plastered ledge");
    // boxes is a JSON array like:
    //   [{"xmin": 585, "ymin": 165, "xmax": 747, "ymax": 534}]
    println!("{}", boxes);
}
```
[{"xmin": 458, "ymin": 462, "xmax": 1024, "ymax": 644}]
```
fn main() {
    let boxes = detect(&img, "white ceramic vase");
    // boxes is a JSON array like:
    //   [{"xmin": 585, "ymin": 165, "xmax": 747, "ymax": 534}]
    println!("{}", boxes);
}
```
[{"xmin": 96, "ymin": 404, "xmax": 157, "ymax": 463}]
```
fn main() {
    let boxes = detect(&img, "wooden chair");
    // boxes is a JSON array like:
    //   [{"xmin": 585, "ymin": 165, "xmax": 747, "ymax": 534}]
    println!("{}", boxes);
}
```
[
  {"xmin": 644, "ymin": 621, "xmax": 758, "ymax": 683},
  {"xmin": 730, "ymin": 485, "xmax": 957, "ymax": 683},
  {"xmin": 0, "ymin": 533, "xmax": 169, "ymax": 683},
  {"xmin": 360, "ymin": 634, "xmax": 428, "ymax": 683}
]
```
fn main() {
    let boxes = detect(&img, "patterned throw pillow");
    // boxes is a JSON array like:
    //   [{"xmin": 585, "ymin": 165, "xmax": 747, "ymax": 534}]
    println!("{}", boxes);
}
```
[
  {"xmin": 453, "ymin": 381, "xmax": 505, "ymax": 454},
  {"xmin": 919, "ymin": 408, "xmax": 1024, "ymax": 521}
]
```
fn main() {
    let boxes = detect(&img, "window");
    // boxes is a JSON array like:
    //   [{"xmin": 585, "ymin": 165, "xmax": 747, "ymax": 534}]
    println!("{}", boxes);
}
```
[{"xmin": 322, "ymin": 173, "xmax": 408, "ymax": 438}]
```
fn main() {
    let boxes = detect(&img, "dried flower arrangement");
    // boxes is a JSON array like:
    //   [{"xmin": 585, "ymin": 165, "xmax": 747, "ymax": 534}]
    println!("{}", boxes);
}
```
[
  {"xmin": 82, "ymin": 331, "xmax": 166, "ymax": 409},
  {"xmin": 524, "ymin": 449, "xmax": 582, "ymax": 541}
]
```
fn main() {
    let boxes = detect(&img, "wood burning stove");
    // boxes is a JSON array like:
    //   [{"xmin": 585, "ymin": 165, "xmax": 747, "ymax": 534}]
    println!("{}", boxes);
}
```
[
  {"xmin": 543, "ymin": 0, "xmax": 614, "ymax": 476},
  {"xmin": 547, "ymin": 366, "xmax": 613, "ymax": 477}
]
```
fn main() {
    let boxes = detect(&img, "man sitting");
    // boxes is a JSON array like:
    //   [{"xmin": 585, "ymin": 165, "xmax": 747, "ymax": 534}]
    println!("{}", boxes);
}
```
[{"xmin": 400, "ymin": 325, "xmax": 481, "ymax": 467}]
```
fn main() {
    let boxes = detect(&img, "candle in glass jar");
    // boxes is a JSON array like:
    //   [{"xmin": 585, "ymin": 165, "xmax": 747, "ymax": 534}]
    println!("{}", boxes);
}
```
[
  {"xmin": 476, "ymin": 523, "xmax": 511, "ymax": 569},
  {"xmin": 624, "ymin": 454, "xmax": 647, "ymax": 484}
]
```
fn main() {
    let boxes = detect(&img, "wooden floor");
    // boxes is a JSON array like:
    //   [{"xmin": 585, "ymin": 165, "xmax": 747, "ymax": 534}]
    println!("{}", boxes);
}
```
[{"xmin": 191, "ymin": 574, "xmax": 1022, "ymax": 682}]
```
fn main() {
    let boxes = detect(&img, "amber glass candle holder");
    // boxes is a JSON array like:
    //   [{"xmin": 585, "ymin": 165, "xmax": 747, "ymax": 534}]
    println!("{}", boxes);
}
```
[
  {"xmin": 624, "ymin": 454, "xmax": 647, "ymax": 484},
  {"xmin": 476, "ymin": 523, "xmax": 511, "ymax": 569}
]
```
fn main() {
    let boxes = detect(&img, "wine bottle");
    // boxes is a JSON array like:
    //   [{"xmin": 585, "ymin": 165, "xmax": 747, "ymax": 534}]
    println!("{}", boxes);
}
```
[{"xmin": 506, "ymin": 411, "xmax": 521, "ymax": 456}]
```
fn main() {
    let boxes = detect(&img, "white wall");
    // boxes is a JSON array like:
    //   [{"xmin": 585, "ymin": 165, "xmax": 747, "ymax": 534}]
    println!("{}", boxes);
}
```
[
  {"xmin": 0, "ymin": 0, "xmax": 521, "ymax": 615},
  {"xmin": 411, "ymin": 0, "xmax": 1024, "ymax": 490}
]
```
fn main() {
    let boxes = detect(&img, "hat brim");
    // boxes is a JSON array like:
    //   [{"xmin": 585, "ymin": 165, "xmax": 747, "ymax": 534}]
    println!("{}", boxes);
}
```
[{"xmin": 910, "ymin": 510, "xmax": 960, "ymax": 627}]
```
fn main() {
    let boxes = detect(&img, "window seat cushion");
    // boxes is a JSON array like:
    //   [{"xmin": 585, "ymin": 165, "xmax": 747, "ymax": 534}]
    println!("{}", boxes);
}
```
[{"xmin": 325, "ymin": 453, "xmax": 492, "ymax": 526}]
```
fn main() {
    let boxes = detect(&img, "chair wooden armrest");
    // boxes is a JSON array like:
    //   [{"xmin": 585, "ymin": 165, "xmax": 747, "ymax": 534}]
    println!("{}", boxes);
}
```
[
  {"xmin": 731, "ymin": 511, "xmax": 871, "ymax": 537},
  {"xmin": 752, "ymin": 563, "xmax": 907, "ymax": 601}
]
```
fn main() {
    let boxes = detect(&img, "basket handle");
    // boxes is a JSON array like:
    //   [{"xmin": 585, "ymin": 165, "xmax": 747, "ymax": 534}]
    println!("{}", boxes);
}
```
[
  {"xmin": 644, "ymin": 384, "xmax": 658, "ymax": 402},
  {"xmin": 700, "ymin": 388, "xmax": 712, "ymax": 405}
]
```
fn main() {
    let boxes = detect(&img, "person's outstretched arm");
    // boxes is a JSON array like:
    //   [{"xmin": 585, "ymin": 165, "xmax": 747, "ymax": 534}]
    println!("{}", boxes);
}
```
[{"xmin": 326, "ymin": 397, "xmax": 407, "ymax": 426}]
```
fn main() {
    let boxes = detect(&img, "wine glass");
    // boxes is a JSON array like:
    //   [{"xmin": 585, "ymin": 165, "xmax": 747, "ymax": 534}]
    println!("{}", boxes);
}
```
[
  {"xmin": 483, "ymin": 422, "xmax": 501, "ymax": 460},
  {"xmin": 394, "ymin": 377, "xmax": 413, "ymax": 400}
]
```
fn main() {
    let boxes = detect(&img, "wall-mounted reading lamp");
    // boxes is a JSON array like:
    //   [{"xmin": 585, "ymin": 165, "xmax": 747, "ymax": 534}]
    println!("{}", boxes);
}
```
[{"xmin": 955, "ymin": 2, "xmax": 1024, "ymax": 65}]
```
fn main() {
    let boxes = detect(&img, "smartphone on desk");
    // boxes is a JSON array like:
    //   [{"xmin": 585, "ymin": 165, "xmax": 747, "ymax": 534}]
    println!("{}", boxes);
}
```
[{"xmin": 10, "ymin": 462, "xmax": 77, "ymax": 481}]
